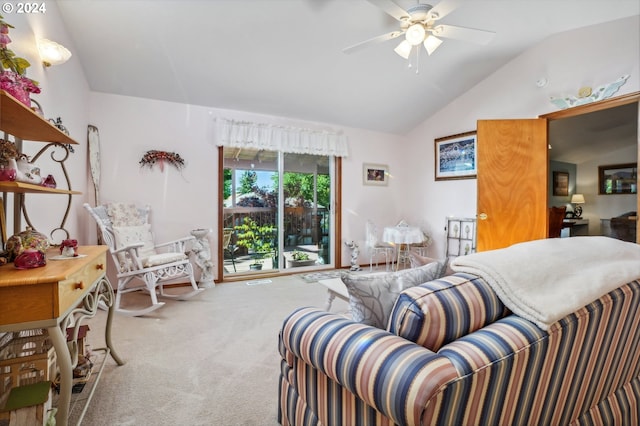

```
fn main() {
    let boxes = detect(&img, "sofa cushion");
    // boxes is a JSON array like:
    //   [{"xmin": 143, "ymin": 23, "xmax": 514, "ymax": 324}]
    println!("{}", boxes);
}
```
[
  {"xmin": 387, "ymin": 273, "xmax": 510, "ymax": 351},
  {"xmin": 341, "ymin": 261, "xmax": 447, "ymax": 329}
]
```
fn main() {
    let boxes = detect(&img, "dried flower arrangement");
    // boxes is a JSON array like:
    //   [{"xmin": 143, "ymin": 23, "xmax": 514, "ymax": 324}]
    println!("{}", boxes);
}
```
[
  {"xmin": 0, "ymin": 14, "xmax": 41, "ymax": 106},
  {"xmin": 0, "ymin": 138, "xmax": 18, "ymax": 163},
  {"xmin": 139, "ymin": 150, "xmax": 185, "ymax": 171}
]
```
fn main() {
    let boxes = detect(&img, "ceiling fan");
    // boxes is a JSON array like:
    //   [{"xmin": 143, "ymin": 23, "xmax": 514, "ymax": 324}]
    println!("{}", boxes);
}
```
[{"xmin": 343, "ymin": 0, "xmax": 495, "ymax": 60}]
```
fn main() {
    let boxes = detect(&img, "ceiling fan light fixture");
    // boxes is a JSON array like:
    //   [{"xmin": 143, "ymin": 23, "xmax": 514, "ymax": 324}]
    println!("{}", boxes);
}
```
[
  {"xmin": 405, "ymin": 23, "xmax": 426, "ymax": 46},
  {"xmin": 423, "ymin": 35, "xmax": 443, "ymax": 55},
  {"xmin": 394, "ymin": 40, "xmax": 412, "ymax": 59}
]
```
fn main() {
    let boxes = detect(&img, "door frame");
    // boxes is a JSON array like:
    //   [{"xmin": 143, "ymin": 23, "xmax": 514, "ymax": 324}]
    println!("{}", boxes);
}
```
[
  {"xmin": 216, "ymin": 148, "xmax": 343, "ymax": 282},
  {"xmin": 477, "ymin": 92, "xmax": 640, "ymax": 251},
  {"xmin": 540, "ymin": 91, "xmax": 640, "ymax": 243}
]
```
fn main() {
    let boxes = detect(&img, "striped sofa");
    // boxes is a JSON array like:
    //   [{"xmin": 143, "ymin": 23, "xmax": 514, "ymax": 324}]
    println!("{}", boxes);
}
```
[{"xmin": 278, "ymin": 272, "xmax": 640, "ymax": 425}]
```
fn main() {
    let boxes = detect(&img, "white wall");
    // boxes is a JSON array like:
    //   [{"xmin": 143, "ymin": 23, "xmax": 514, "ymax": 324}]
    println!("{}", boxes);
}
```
[
  {"xmin": 88, "ymin": 93, "xmax": 406, "ymax": 278},
  {"xmin": 2, "ymin": 4, "xmax": 91, "ymax": 243},
  {"xmin": 405, "ymin": 16, "xmax": 640, "ymax": 258}
]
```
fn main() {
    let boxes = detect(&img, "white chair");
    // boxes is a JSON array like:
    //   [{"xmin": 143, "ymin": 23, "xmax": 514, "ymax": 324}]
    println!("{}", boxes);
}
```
[
  {"xmin": 410, "ymin": 228, "xmax": 433, "ymax": 257},
  {"xmin": 365, "ymin": 220, "xmax": 394, "ymax": 271},
  {"xmin": 83, "ymin": 202, "xmax": 204, "ymax": 316}
]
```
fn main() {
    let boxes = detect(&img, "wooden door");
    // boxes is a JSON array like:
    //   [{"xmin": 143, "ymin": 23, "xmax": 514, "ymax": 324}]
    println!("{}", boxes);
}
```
[{"xmin": 476, "ymin": 119, "xmax": 548, "ymax": 251}]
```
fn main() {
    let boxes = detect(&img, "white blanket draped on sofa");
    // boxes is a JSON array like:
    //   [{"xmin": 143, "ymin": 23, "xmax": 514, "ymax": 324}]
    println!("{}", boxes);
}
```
[{"xmin": 450, "ymin": 236, "xmax": 640, "ymax": 330}]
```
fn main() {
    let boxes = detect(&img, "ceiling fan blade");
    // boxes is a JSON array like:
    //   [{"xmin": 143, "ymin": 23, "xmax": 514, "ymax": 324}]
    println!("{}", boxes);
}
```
[
  {"xmin": 433, "ymin": 24, "xmax": 495, "ymax": 45},
  {"xmin": 428, "ymin": 0, "xmax": 464, "ymax": 21},
  {"xmin": 365, "ymin": 0, "xmax": 410, "ymax": 21},
  {"xmin": 342, "ymin": 30, "xmax": 404, "ymax": 54}
]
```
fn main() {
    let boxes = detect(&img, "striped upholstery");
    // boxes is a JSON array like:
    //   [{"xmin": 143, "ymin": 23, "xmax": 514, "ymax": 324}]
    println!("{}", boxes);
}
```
[
  {"xmin": 279, "ymin": 307, "xmax": 458, "ymax": 425},
  {"xmin": 388, "ymin": 273, "xmax": 510, "ymax": 351},
  {"xmin": 278, "ymin": 277, "xmax": 640, "ymax": 426}
]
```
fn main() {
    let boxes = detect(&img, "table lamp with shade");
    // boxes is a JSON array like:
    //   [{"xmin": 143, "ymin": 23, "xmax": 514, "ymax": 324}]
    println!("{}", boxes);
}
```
[{"xmin": 570, "ymin": 194, "xmax": 585, "ymax": 218}]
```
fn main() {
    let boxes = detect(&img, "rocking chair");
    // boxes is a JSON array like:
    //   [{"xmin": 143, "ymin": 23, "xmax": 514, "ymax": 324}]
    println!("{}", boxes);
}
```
[{"xmin": 83, "ymin": 202, "xmax": 204, "ymax": 316}]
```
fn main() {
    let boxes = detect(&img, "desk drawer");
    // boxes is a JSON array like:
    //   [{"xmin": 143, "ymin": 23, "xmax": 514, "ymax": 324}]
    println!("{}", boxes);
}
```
[{"xmin": 58, "ymin": 253, "xmax": 107, "ymax": 315}]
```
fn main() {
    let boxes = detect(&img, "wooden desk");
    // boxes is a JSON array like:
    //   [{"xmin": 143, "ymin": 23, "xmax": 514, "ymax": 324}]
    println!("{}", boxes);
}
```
[
  {"xmin": 563, "ymin": 218, "xmax": 589, "ymax": 236},
  {"xmin": 0, "ymin": 245, "xmax": 124, "ymax": 425}
]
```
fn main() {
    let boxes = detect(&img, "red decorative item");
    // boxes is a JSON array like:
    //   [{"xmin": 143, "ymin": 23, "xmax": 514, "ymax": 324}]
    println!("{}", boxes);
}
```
[
  {"xmin": 5, "ymin": 226, "xmax": 50, "ymax": 261},
  {"xmin": 60, "ymin": 239, "xmax": 78, "ymax": 257},
  {"xmin": 139, "ymin": 150, "xmax": 185, "ymax": 172},
  {"xmin": 0, "ymin": 165, "xmax": 16, "ymax": 181},
  {"xmin": 14, "ymin": 249, "xmax": 46, "ymax": 269},
  {"xmin": 42, "ymin": 174, "xmax": 56, "ymax": 188},
  {"xmin": 0, "ymin": 15, "xmax": 41, "ymax": 107}
]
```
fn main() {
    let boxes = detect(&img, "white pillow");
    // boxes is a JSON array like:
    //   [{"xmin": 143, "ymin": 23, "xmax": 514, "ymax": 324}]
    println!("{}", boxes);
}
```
[
  {"xmin": 113, "ymin": 224, "xmax": 157, "ymax": 269},
  {"xmin": 341, "ymin": 261, "xmax": 447, "ymax": 329}
]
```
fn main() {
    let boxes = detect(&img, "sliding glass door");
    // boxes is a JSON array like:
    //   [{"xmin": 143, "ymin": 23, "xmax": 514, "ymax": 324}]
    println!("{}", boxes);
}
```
[{"xmin": 222, "ymin": 147, "xmax": 334, "ymax": 277}]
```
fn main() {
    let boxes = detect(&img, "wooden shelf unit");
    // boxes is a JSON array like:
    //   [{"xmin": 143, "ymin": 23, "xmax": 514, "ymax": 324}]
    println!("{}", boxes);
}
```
[
  {"xmin": 1, "ymin": 90, "xmax": 81, "ymax": 235},
  {"xmin": 0, "ymin": 181, "xmax": 80, "ymax": 195},
  {"xmin": 1, "ymin": 90, "xmax": 78, "ymax": 146}
]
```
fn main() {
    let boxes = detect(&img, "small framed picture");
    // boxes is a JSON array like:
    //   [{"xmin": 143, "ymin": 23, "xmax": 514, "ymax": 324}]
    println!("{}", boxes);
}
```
[
  {"xmin": 435, "ymin": 131, "xmax": 477, "ymax": 180},
  {"xmin": 363, "ymin": 163, "xmax": 388, "ymax": 186},
  {"xmin": 552, "ymin": 171, "xmax": 569, "ymax": 196},
  {"xmin": 598, "ymin": 163, "xmax": 637, "ymax": 194}
]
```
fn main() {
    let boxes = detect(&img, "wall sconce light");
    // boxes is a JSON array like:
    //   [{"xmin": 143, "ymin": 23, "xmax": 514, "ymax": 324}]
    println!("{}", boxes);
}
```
[{"xmin": 38, "ymin": 38, "xmax": 72, "ymax": 67}]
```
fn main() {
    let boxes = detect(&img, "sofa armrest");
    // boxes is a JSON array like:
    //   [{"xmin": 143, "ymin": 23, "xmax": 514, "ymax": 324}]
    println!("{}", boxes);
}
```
[{"xmin": 280, "ymin": 307, "xmax": 459, "ymax": 426}]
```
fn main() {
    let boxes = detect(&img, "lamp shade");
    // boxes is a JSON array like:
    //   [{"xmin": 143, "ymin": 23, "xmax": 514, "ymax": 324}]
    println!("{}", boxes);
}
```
[
  {"xmin": 570, "ymin": 194, "xmax": 586, "ymax": 204},
  {"xmin": 405, "ymin": 23, "xmax": 426, "ymax": 46},
  {"xmin": 394, "ymin": 40, "xmax": 412, "ymax": 59},
  {"xmin": 423, "ymin": 35, "xmax": 443, "ymax": 55},
  {"xmin": 38, "ymin": 39, "xmax": 72, "ymax": 67}
]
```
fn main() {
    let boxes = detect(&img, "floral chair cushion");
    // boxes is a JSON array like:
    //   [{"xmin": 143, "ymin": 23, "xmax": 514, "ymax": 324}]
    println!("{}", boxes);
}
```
[{"xmin": 107, "ymin": 202, "xmax": 144, "ymax": 227}]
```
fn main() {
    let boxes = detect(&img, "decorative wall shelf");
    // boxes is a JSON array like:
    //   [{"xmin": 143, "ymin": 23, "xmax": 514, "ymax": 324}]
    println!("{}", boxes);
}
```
[
  {"xmin": 0, "ymin": 90, "xmax": 81, "ymax": 239},
  {"xmin": 0, "ymin": 91, "xmax": 78, "ymax": 146},
  {"xmin": 0, "ymin": 181, "xmax": 80, "ymax": 195}
]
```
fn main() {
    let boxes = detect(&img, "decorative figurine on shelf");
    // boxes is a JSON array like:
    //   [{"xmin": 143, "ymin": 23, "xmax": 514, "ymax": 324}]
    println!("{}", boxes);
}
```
[
  {"xmin": 0, "ymin": 138, "xmax": 18, "ymax": 181},
  {"xmin": 60, "ymin": 239, "xmax": 78, "ymax": 257},
  {"xmin": 345, "ymin": 240, "xmax": 361, "ymax": 271},
  {"xmin": 190, "ymin": 229, "xmax": 214, "ymax": 288},
  {"xmin": 5, "ymin": 226, "xmax": 49, "ymax": 262},
  {"xmin": 15, "ymin": 154, "xmax": 42, "ymax": 184}
]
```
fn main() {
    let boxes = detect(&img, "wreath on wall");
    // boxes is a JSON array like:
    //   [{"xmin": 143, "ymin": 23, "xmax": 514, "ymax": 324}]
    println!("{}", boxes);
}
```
[{"xmin": 139, "ymin": 150, "xmax": 185, "ymax": 172}]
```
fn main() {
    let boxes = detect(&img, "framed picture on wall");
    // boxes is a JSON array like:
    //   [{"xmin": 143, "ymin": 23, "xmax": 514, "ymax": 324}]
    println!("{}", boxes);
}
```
[
  {"xmin": 552, "ymin": 171, "xmax": 569, "ymax": 196},
  {"xmin": 435, "ymin": 131, "xmax": 477, "ymax": 180},
  {"xmin": 598, "ymin": 163, "xmax": 637, "ymax": 194},
  {"xmin": 363, "ymin": 163, "xmax": 388, "ymax": 186}
]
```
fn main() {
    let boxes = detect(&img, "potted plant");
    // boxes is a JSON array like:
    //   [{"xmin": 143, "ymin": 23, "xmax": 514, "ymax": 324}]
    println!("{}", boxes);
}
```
[
  {"xmin": 234, "ymin": 217, "xmax": 275, "ymax": 270},
  {"xmin": 286, "ymin": 250, "xmax": 316, "ymax": 268},
  {"xmin": 0, "ymin": 14, "xmax": 41, "ymax": 106}
]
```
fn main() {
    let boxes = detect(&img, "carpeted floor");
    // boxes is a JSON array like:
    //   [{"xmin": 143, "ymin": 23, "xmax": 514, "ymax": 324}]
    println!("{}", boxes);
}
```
[{"xmin": 69, "ymin": 273, "xmax": 349, "ymax": 426}]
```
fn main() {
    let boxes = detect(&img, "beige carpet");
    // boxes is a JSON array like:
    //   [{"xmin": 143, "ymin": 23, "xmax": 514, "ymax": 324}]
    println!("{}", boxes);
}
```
[{"xmin": 69, "ymin": 274, "xmax": 349, "ymax": 425}]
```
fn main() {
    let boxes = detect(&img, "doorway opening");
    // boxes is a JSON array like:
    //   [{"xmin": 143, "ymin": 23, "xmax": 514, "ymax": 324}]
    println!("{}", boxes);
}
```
[{"xmin": 221, "ymin": 147, "xmax": 336, "ymax": 277}]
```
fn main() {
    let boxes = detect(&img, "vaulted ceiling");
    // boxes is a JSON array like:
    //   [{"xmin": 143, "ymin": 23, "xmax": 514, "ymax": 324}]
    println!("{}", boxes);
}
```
[{"xmin": 56, "ymin": 0, "xmax": 639, "ymax": 135}]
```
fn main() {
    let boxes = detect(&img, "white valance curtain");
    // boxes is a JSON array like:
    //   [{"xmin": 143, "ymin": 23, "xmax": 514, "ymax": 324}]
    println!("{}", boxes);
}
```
[{"xmin": 216, "ymin": 118, "xmax": 349, "ymax": 157}]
